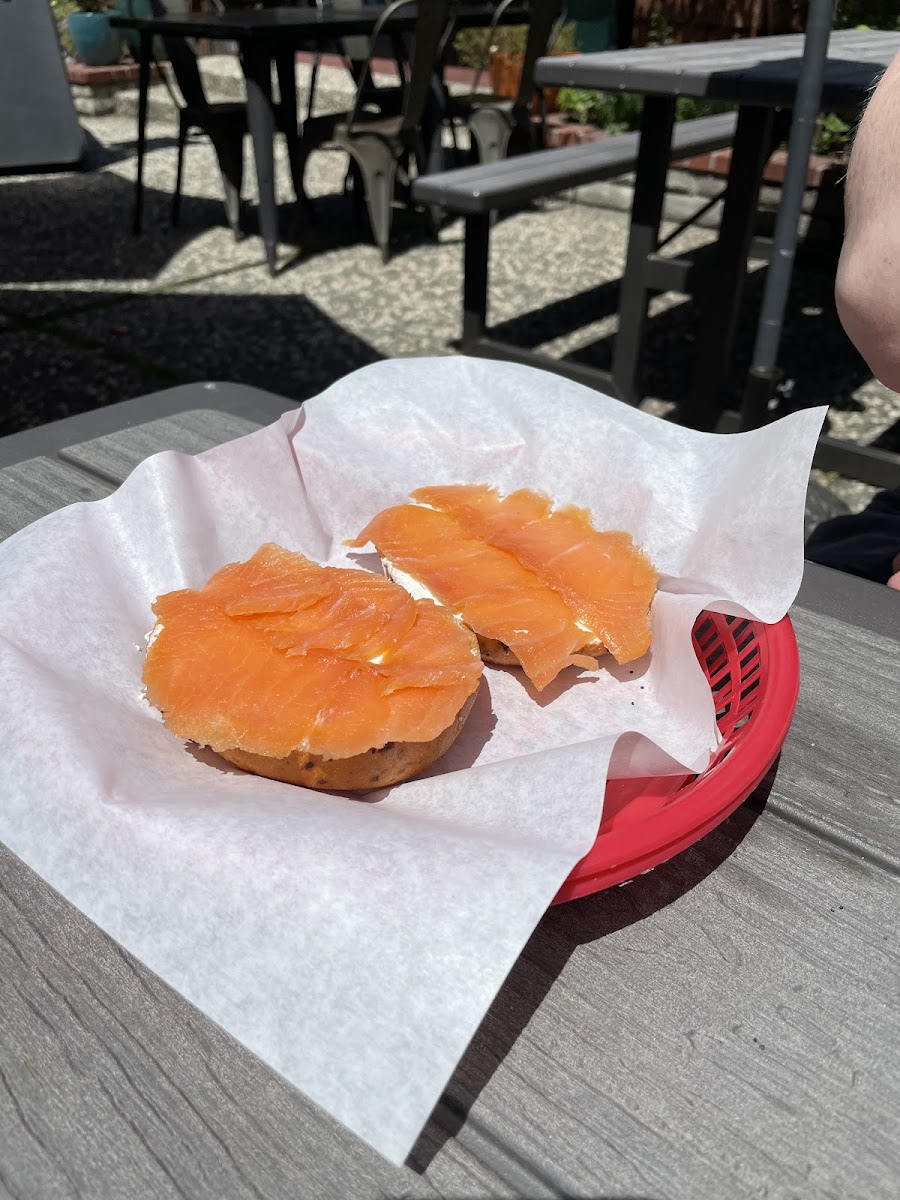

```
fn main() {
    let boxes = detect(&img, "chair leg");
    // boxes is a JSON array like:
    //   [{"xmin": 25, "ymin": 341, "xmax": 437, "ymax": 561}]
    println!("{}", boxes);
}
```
[
  {"xmin": 462, "ymin": 213, "xmax": 490, "ymax": 350},
  {"xmin": 207, "ymin": 127, "xmax": 245, "ymax": 241},
  {"xmin": 346, "ymin": 159, "xmax": 365, "ymax": 232},
  {"xmin": 171, "ymin": 117, "xmax": 188, "ymax": 228},
  {"xmin": 287, "ymin": 142, "xmax": 315, "ymax": 231},
  {"xmin": 307, "ymin": 53, "xmax": 320, "ymax": 123},
  {"xmin": 348, "ymin": 140, "xmax": 398, "ymax": 264},
  {"xmin": 273, "ymin": 49, "xmax": 311, "ymax": 230},
  {"xmin": 283, "ymin": 133, "xmax": 313, "ymax": 228}
]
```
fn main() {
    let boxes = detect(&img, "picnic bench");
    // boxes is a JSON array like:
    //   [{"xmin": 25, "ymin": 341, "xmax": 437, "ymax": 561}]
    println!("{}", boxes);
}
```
[
  {"xmin": 1, "ymin": 383, "xmax": 898, "ymax": 1198},
  {"xmin": 413, "ymin": 111, "xmax": 738, "ymax": 358}
]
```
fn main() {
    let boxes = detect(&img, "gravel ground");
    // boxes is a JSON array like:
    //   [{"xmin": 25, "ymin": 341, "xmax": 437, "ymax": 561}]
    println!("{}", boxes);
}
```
[{"xmin": 1, "ymin": 110, "xmax": 897, "ymax": 516}]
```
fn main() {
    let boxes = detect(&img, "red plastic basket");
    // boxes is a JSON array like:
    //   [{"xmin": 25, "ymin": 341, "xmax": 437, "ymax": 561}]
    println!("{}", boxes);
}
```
[{"xmin": 553, "ymin": 612, "xmax": 800, "ymax": 904}]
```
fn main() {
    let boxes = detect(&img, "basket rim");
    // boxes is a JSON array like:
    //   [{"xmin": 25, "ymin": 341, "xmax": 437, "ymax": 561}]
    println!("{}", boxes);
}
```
[{"xmin": 553, "ymin": 612, "xmax": 800, "ymax": 903}]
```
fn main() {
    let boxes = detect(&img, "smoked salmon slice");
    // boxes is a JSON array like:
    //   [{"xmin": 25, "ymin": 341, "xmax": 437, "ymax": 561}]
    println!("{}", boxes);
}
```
[
  {"xmin": 347, "ymin": 504, "xmax": 600, "ymax": 692},
  {"xmin": 411, "ymin": 486, "xmax": 658, "ymax": 665},
  {"xmin": 349, "ymin": 487, "xmax": 658, "ymax": 689},
  {"xmin": 143, "ymin": 544, "xmax": 482, "ymax": 764}
]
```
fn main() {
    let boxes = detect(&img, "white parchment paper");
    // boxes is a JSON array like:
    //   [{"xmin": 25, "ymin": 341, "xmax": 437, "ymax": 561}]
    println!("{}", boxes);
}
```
[{"xmin": 0, "ymin": 358, "xmax": 824, "ymax": 1163}]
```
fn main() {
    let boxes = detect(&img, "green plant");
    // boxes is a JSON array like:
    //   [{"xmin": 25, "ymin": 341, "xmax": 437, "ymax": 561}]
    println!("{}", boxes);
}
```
[
  {"xmin": 556, "ymin": 88, "xmax": 643, "ymax": 133},
  {"xmin": 674, "ymin": 97, "xmax": 731, "ymax": 122},
  {"xmin": 550, "ymin": 20, "xmax": 578, "ymax": 54},
  {"xmin": 557, "ymin": 89, "xmax": 729, "ymax": 133},
  {"xmin": 833, "ymin": 0, "xmax": 900, "ymax": 29},
  {"xmin": 453, "ymin": 24, "xmax": 526, "ymax": 68},
  {"xmin": 815, "ymin": 111, "xmax": 855, "ymax": 156},
  {"xmin": 452, "ymin": 19, "xmax": 578, "ymax": 69},
  {"xmin": 646, "ymin": 10, "xmax": 674, "ymax": 46},
  {"xmin": 50, "ymin": 0, "xmax": 79, "ymax": 55}
]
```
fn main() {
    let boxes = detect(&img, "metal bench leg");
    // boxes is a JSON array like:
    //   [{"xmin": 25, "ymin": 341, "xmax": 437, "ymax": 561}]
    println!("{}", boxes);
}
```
[
  {"xmin": 680, "ymin": 104, "xmax": 774, "ymax": 430},
  {"xmin": 462, "ymin": 213, "xmax": 490, "ymax": 350},
  {"xmin": 611, "ymin": 95, "xmax": 676, "ymax": 406}
]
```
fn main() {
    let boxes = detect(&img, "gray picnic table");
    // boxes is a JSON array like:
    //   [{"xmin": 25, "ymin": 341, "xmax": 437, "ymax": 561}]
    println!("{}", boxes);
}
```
[
  {"xmin": 1, "ymin": 383, "xmax": 898, "ymax": 1199},
  {"xmin": 536, "ymin": 29, "xmax": 900, "ymax": 489}
]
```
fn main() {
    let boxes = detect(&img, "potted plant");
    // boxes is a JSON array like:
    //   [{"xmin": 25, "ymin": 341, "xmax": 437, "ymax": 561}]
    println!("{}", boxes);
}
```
[
  {"xmin": 67, "ymin": 0, "xmax": 123, "ymax": 67},
  {"xmin": 488, "ymin": 22, "xmax": 579, "ymax": 115}
]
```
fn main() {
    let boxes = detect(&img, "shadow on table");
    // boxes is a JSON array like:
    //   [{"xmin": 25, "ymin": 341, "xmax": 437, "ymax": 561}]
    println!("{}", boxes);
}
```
[
  {"xmin": 486, "ymin": 238, "xmax": 873, "ymax": 420},
  {"xmin": 706, "ymin": 56, "xmax": 887, "ymax": 109},
  {"xmin": 407, "ymin": 763, "xmax": 779, "ymax": 1176}
]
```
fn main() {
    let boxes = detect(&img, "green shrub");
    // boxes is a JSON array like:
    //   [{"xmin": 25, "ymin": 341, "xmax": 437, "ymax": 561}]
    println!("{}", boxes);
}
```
[
  {"xmin": 674, "ymin": 97, "xmax": 731, "ymax": 122},
  {"xmin": 833, "ymin": 0, "xmax": 900, "ymax": 29},
  {"xmin": 555, "ymin": 88, "xmax": 640, "ymax": 133},
  {"xmin": 50, "ymin": 0, "xmax": 80, "ymax": 55},
  {"xmin": 815, "ymin": 111, "xmax": 855, "ymax": 156},
  {"xmin": 556, "ymin": 89, "xmax": 728, "ymax": 133},
  {"xmin": 551, "ymin": 21, "xmax": 578, "ymax": 54},
  {"xmin": 453, "ymin": 24, "xmax": 523, "ymax": 68},
  {"xmin": 452, "ymin": 19, "xmax": 578, "ymax": 69}
]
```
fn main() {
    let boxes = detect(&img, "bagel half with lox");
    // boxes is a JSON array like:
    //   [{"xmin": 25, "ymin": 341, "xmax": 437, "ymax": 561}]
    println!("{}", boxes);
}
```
[{"xmin": 142, "ymin": 543, "xmax": 483, "ymax": 791}]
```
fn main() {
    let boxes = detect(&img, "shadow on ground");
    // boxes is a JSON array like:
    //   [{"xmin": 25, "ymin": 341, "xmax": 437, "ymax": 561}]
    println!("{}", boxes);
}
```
[
  {"xmin": 0, "ymin": 172, "xmax": 234, "ymax": 286},
  {"xmin": 0, "ymin": 285, "xmax": 382, "ymax": 438},
  {"xmin": 0, "ymin": 135, "xmax": 889, "ymax": 455},
  {"xmin": 0, "ymin": 164, "xmax": 392, "ymax": 436},
  {"xmin": 489, "ymin": 236, "xmax": 872, "ymax": 420}
]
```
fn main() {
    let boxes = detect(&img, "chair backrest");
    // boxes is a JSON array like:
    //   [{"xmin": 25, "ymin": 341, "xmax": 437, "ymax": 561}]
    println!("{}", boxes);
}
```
[
  {"xmin": 400, "ymin": 0, "xmax": 452, "ymax": 133},
  {"xmin": 514, "ymin": 0, "xmax": 564, "ymax": 111},
  {"xmin": 121, "ymin": 0, "xmax": 208, "ymax": 110},
  {"xmin": 467, "ymin": 0, "xmax": 519, "ymax": 97},
  {"xmin": 347, "ymin": 0, "xmax": 451, "ymax": 135}
]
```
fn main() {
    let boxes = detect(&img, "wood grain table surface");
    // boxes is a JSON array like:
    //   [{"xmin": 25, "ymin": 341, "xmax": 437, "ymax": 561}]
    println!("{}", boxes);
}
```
[{"xmin": 1, "ymin": 385, "xmax": 898, "ymax": 1200}]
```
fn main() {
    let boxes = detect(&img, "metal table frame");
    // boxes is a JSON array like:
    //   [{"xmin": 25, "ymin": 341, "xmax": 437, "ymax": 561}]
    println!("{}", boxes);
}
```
[
  {"xmin": 534, "ymin": 29, "xmax": 900, "ymax": 488},
  {"xmin": 111, "ymin": 2, "xmax": 526, "ymax": 276}
]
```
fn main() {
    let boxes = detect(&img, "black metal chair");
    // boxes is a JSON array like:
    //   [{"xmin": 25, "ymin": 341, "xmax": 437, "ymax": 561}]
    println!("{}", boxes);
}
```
[
  {"xmin": 304, "ymin": 0, "xmax": 407, "ymax": 127},
  {"xmin": 445, "ymin": 0, "xmax": 564, "ymax": 165},
  {"xmin": 293, "ymin": 0, "xmax": 452, "ymax": 262},
  {"xmin": 126, "ymin": 0, "xmax": 303, "ymax": 239}
]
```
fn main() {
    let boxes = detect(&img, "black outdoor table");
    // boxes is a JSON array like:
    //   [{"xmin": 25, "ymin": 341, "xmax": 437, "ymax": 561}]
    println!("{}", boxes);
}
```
[
  {"xmin": 535, "ymin": 30, "xmax": 900, "ymax": 486},
  {"xmin": 1, "ymin": 382, "xmax": 899, "ymax": 1197},
  {"xmin": 111, "ymin": 2, "xmax": 524, "ymax": 275}
]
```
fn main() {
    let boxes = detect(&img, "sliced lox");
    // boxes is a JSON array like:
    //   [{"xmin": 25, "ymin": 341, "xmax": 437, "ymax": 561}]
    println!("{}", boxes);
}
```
[
  {"xmin": 412, "ymin": 485, "xmax": 658, "ymax": 665},
  {"xmin": 348, "ymin": 505, "xmax": 598, "ymax": 691},
  {"xmin": 143, "ymin": 544, "xmax": 482, "ymax": 761}
]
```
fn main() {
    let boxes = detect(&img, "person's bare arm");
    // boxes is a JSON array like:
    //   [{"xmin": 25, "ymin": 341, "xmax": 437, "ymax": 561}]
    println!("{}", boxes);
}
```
[{"xmin": 835, "ymin": 52, "xmax": 900, "ymax": 390}]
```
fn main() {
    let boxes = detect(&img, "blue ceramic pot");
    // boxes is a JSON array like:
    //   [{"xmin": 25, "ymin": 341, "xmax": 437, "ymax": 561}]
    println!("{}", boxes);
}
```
[
  {"xmin": 68, "ymin": 12, "xmax": 123, "ymax": 67},
  {"xmin": 114, "ymin": 0, "xmax": 152, "ymax": 62}
]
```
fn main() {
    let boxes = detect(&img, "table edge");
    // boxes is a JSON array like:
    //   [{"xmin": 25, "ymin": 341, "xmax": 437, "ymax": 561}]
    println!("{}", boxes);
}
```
[{"xmin": 0, "ymin": 382, "xmax": 291, "ymax": 469}]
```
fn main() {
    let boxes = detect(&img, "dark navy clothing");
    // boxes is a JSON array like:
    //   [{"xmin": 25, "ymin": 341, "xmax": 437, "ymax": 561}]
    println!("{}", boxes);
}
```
[{"xmin": 806, "ymin": 486, "xmax": 900, "ymax": 584}]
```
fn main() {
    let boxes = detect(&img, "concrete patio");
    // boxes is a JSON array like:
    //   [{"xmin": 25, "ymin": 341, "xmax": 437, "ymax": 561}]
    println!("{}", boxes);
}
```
[{"xmin": 1, "ymin": 96, "xmax": 897, "ymax": 513}]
